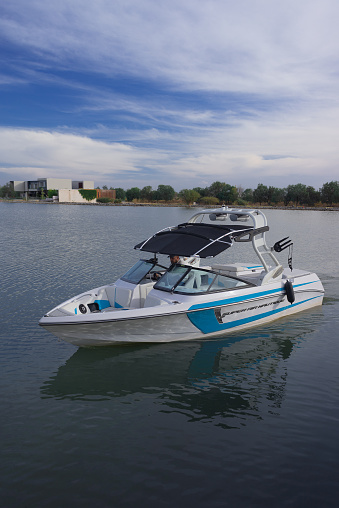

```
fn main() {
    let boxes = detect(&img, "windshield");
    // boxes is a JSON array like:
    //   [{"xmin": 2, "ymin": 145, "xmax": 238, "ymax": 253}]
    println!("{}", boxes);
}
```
[
  {"xmin": 121, "ymin": 260, "xmax": 166, "ymax": 285},
  {"xmin": 154, "ymin": 265, "xmax": 250, "ymax": 294}
]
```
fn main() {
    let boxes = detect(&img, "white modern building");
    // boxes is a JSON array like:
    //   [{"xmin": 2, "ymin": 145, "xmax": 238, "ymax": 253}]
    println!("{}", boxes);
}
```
[{"xmin": 11, "ymin": 178, "xmax": 94, "ymax": 199}]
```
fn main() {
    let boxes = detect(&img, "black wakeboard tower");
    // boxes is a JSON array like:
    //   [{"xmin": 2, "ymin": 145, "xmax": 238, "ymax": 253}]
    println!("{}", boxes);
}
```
[{"xmin": 135, "ymin": 206, "xmax": 293, "ymax": 283}]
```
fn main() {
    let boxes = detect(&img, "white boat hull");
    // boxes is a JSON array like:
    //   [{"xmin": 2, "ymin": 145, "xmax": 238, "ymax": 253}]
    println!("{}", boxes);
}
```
[{"xmin": 40, "ymin": 273, "xmax": 324, "ymax": 347}]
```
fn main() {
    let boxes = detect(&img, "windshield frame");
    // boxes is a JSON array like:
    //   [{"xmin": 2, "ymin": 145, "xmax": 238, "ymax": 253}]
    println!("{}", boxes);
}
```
[{"xmin": 154, "ymin": 264, "xmax": 254, "ymax": 295}]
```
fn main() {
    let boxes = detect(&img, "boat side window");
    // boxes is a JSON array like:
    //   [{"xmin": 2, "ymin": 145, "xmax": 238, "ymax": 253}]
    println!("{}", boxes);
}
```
[
  {"xmin": 173, "ymin": 269, "xmax": 249, "ymax": 293},
  {"xmin": 174, "ymin": 268, "xmax": 214, "ymax": 293},
  {"xmin": 121, "ymin": 260, "xmax": 166, "ymax": 285},
  {"xmin": 154, "ymin": 266, "xmax": 250, "ymax": 294},
  {"xmin": 207, "ymin": 274, "xmax": 248, "ymax": 291}
]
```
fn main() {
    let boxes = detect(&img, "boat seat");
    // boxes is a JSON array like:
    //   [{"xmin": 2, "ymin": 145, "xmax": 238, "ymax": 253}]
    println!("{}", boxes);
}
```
[
  {"xmin": 183, "ymin": 271, "xmax": 201, "ymax": 289},
  {"xmin": 139, "ymin": 282, "xmax": 154, "ymax": 307},
  {"xmin": 176, "ymin": 271, "xmax": 202, "ymax": 292},
  {"xmin": 105, "ymin": 285, "xmax": 132, "ymax": 309}
]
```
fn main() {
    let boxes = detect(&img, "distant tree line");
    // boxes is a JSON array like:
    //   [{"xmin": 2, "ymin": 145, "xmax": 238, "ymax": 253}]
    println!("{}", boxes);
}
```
[
  {"xmin": 2, "ymin": 180, "xmax": 339, "ymax": 206},
  {"xmin": 95, "ymin": 181, "xmax": 339, "ymax": 206},
  {"xmin": 96, "ymin": 184, "xmax": 177, "ymax": 203}
]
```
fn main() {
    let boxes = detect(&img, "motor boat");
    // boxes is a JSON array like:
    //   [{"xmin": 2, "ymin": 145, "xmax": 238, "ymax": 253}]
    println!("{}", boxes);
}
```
[{"xmin": 39, "ymin": 206, "xmax": 324, "ymax": 347}]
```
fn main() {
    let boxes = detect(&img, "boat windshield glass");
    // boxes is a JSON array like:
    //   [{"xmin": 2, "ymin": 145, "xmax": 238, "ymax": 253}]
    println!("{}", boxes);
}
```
[
  {"xmin": 154, "ymin": 265, "xmax": 249, "ymax": 294},
  {"xmin": 121, "ymin": 260, "xmax": 166, "ymax": 285}
]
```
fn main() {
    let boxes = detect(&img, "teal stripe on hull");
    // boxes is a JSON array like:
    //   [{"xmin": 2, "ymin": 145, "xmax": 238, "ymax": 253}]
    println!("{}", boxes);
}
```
[
  {"xmin": 187, "ymin": 295, "xmax": 322, "ymax": 334},
  {"xmin": 188, "ymin": 280, "xmax": 318, "ymax": 312}
]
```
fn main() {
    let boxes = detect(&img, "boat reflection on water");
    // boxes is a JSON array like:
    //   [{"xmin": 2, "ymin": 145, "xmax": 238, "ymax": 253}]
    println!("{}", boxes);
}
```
[{"xmin": 41, "ymin": 311, "xmax": 321, "ymax": 427}]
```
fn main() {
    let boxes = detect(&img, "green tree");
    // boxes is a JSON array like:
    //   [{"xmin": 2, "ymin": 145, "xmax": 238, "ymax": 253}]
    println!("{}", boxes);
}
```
[
  {"xmin": 102, "ymin": 185, "xmax": 108, "ymax": 190},
  {"xmin": 253, "ymin": 183, "xmax": 269, "ymax": 204},
  {"xmin": 193, "ymin": 186, "xmax": 209, "ymax": 197},
  {"xmin": 218, "ymin": 184, "xmax": 238, "ymax": 204},
  {"xmin": 0, "ymin": 182, "xmax": 18, "ymax": 198},
  {"xmin": 126, "ymin": 187, "xmax": 140, "ymax": 201},
  {"xmin": 140, "ymin": 186, "xmax": 153, "ymax": 202},
  {"xmin": 268, "ymin": 186, "xmax": 286, "ymax": 205},
  {"xmin": 208, "ymin": 181, "xmax": 224, "ymax": 198},
  {"xmin": 207, "ymin": 181, "xmax": 238, "ymax": 204},
  {"xmin": 321, "ymin": 181, "xmax": 339, "ymax": 204},
  {"xmin": 285, "ymin": 184, "xmax": 308, "ymax": 206},
  {"xmin": 306, "ymin": 186, "xmax": 320, "ymax": 206},
  {"xmin": 179, "ymin": 189, "xmax": 200, "ymax": 205},
  {"xmin": 115, "ymin": 188, "xmax": 126, "ymax": 200},
  {"xmin": 151, "ymin": 189, "xmax": 160, "ymax": 201},
  {"xmin": 156, "ymin": 184, "xmax": 175, "ymax": 201},
  {"xmin": 241, "ymin": 188, "xmax": 254, "ymax": 203}
]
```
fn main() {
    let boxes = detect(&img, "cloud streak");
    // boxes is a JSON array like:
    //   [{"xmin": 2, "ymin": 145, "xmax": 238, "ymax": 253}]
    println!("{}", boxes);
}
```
[{"xmin": 2, "ymin": 0, "xmax": 338, "ymax": 93}]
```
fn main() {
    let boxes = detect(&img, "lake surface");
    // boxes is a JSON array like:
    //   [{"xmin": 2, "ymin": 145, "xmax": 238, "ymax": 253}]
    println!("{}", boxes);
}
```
[{"xmin": 1, "ymin": 203, "xmax": 339, "ymax": 508}]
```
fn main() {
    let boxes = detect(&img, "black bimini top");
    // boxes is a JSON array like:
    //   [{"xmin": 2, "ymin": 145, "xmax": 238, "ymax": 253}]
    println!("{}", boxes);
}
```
[{"xmin": 134, "ymin": 222, "xmax": 257, "ymax": 258}]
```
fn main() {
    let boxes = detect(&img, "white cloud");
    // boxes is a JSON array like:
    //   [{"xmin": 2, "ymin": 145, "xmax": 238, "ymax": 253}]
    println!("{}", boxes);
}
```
[{"xmin": 0, "ymin": 128, "xmax": 153, "ymax": 181}]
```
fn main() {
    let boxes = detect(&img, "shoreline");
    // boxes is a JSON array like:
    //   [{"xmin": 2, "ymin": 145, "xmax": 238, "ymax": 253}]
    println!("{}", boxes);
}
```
[{"xmin": 1, "ymin": 198, "xmax": 339, "ymax": 212}]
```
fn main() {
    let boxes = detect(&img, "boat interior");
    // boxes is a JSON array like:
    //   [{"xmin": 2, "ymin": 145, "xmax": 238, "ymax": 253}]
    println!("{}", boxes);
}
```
[{"xmin": 45, "ymin": 261, "xmax": 289, "ymax": 318}]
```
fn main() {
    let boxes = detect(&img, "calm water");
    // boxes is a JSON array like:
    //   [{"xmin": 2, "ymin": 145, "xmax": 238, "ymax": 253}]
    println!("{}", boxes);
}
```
[{"xmin": 1, "ymin": 203, "xmax": 339, "ymax": 508}]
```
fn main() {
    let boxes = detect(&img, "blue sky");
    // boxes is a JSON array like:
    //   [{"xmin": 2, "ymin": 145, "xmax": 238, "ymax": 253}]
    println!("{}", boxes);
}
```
[{"xmin": 1, "ymin": 0, "xmax": 338, "ymax": 191}]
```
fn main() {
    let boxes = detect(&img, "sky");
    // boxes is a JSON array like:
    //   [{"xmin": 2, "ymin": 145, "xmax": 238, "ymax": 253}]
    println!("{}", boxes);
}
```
[{"xmin": 1, "ymin": 0, "xmax": 339, "ymax": 191}]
